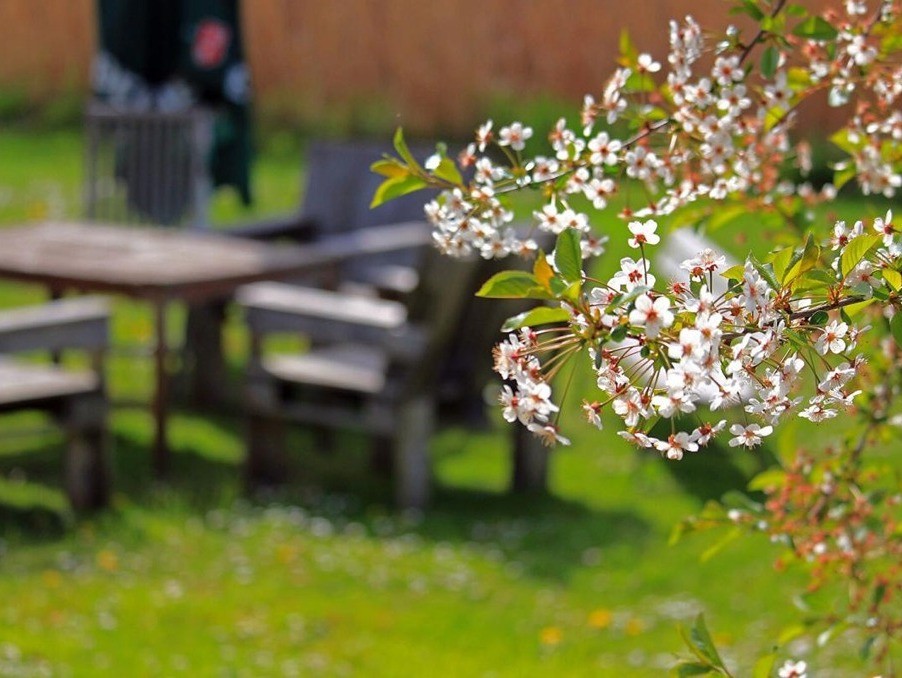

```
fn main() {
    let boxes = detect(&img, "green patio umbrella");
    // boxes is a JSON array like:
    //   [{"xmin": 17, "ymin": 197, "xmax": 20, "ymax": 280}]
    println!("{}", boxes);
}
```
[{"xmin": 93, "ymin": 0, "xmax": 253, "ymax": 208}]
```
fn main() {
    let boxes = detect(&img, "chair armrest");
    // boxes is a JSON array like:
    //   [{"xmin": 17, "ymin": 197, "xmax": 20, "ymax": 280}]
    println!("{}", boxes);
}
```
[
  {"xmin": 225, "ymin": 214, "xmax": 318, "ymax": 242},
  {"xmin": 237, "ymin": 282, "xmax": 408, "ymax": 344},
  {"xmin": 313, "ymin": 221, "xmax": 432, "ymax": 261},
  {"xmin": 0, "ymin": 297, "xmax": 111, "ymax": 354}
]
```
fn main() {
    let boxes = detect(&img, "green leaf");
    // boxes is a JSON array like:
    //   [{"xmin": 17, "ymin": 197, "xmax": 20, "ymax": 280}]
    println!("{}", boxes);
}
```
[
  {"xmin": 859, "ymin": 635, "xmax": 878, "ymax": 661},
  {"xmin": 748, "ymin": 468, "xmax": 787, "ymax": 491},
  {"xmin": 554, "ymin": 228, "xmax": 583, "ymax": 284},
  {"xmin": 844, "ymin": 298, "xmax": 875, "ymax": 317},
  {"xmin": 760, "ymin": 46, "xmax": 779, "ymax": 79},
  {"xmin": 534, "ymin": 251, "xmax": 556, "ymax": 292},
  {"xmin": 891, "ymin": 312, "xmax": 902, "ymax": 347},
  {"xmin": 840, "ymin": 234, "xmax": 881, "ymax": 277},
  {"xmin": 370, "ymin": 158, "xmax": 409, "ymax": 178},
  {"xmin": 785, "ymin": 3, "xmax": 808, "ymax": 17},
  {"xmin": 829, "ymin": 128, "xmax": 859, "ymax": 155},
  {"xmin": 752, "ymin": 653, "xmax": 777, "ymax": 678},
  {"xmin": 501, "ymin": 306, "xmax": 571, "ymax": 331},
  {"xmin": 729, "ymin": 0, "xmax": 764, "ymax": 20},
  {"xmin": 778, "ymin": 623, "xmax": 807, "ymax": 644},
  {"xmin": 684, "ymin": 614, "xmax": 727, "ymax": 670},
  {"xmin": 476, "ymin": 271, "xmax": 552, "ymax": 299},
  {"xmin": 809, "ymin": 310, "xmax": 829, "ymax": 326},
  {"xmin": 805, "ymin": 269, "xmax": 838, "ymax": 285},
  {"xmin": 610, "ymin": 324, "xmax": 628, "ymax": 342},
  {"xmin": 792, "ymin": 16, "xmax": 838, "ymax": 40},
  {"xmin": 393, "ymin": 127, "xmax": 424, "ymax": 173},
  {"xmin": 700, "ymin": 526, "xmax": 742, "ymax": 562},
  {"xmin": 749, "ymin": 255, "xmax": 780, "ymax": 290},
  {"xmin": 619, "ymin": 28, "xmax": 638, "ymax": 63},
  {"xmin": 370, "ymin": 174, "xmax": 429, "ymax": 208},
  {"xmin": 784, "ymin": 235, "xmax": 820, "ymax": 285},
  {"xmin": 432, "ymin": 157, "xmax": 463, "ymax": 186},
  {"xmin": 883, "ymin": 268, "xmax": 902, "ymax": 291},
  {"xmin": 671, "ymin": 662, "xmax": 716, "ymax": 677},
  {"xmin": 833, "ymin": 165, "xmax": 857, "ymax": 190},
  {"xmin": 720, "ymin": 264, "xmax": 745, "ymax": 281},
  {"xmin": 769, "ymin": 245, "xmax": 794, "ymax": 283}
]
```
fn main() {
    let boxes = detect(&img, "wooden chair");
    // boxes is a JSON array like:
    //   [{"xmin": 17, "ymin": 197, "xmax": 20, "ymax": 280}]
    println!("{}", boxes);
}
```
[
  {"xmin": 238, "ymin": 244, "xmax": 479, "ymax": 509},
  {"xmin": 0, "ymin": 297, "xmax": 111, "ymax": 510}
]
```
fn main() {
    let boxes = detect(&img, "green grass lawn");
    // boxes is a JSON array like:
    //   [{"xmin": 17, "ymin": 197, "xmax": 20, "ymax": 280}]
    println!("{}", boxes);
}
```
[{"xmin": 0, "ymin": 126, "xmax": 893, "ymax": 676}]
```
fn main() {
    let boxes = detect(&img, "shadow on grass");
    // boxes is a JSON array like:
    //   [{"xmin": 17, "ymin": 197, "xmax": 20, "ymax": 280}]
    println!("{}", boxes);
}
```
[
  {"xmin": 0, "ymin": 411, "xmax": 650, "ymax": 583},
  {"xmin": 648, "ymin": 418, "xmax": 778, "ymax": 503}
]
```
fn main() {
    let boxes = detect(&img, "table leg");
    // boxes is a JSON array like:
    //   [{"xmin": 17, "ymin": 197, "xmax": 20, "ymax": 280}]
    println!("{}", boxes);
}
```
[
  {"xmin": 153, "ymin": 301, "xmax": 170, "ymax": 476},
  {"xmin": 184, "ymin": 300, "xmax": 229, "ymax": 410}
]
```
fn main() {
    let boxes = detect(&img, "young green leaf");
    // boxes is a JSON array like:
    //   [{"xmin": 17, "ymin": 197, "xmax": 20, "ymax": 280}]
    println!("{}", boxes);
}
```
[
  {"xmin": 883, "ymin": 268, "xmax": 902, "ymax": 291},
  {"xmin": 371, "ymin": 158, "xmax": 409, "ymax": 178},
  {"xmin": 534, "ymin": 251, "xmax": 556, "ymax": 292},
  {"xmin": 840, "ymin": 234, "xmax": 881, "ymax": 277},
  {"xmin": 768, "ymin": 245, "xmax": 795, "ymax": 283},
  {"xmin": 720, "ymin": 264, "xmax": 745, "ymax": 281},
  {"xmin": 670, "ymin": 662, "xmax": 716, "ymax": 677},
  {"xmin": 370, "ymin": 174, "xmax": 429, "ymax": 208},
  {"xmin": 784, "ymin": 234, "xmax": 820, "ymax": 285},
  {"xmin": 809, "ymin": 310, "xmax": 829, "ymax": 326},
  {"xmin": 432, "ymin": 157, "xmax": 463, "ymax": 186},
  {"xmin": 476, "ymin": 271, "xmax": 552, "ymax": 299},
  {"xmin": 392, "ymin": 127, "xmax": 424, "ymax": 173},
  {"xmin": 792, "ymin": 15, "xmax": 838, "ymax": 40},
  {"xmin": 749, "ymin": 255, "xmax": 780, "ymax": 290},
  {"xmin": 554, "ymin": 228, "xmax": 583, "ymax": 284},
  {"xmin": 686, "ymin": 614, "xmax": 728, "ymax": 670},
  {"xmin": 501, "ymin": 306, "xmax": 571, "ymax": 331},
  {"xmin": 760, "ymin": 45, "xmax": 779, "ymax": 79},
  {"xmin": 752, "ymin": 653, "xmax": 777, "ymax": 678}
]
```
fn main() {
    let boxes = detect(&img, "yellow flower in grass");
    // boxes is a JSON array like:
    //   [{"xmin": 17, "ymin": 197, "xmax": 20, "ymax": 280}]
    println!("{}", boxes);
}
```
[
  {"xmin": 96, "ymin": 549, "xmax": 119, "ymax": 572},
  {"xmin": 587, "ymin": 609, "xmax": 613, "ymax": 629},
  {"xmin": 41, "ymin": 570, "xmax": 62, "ymax": 588},
  {"xmin": 624, "ymin": 618, "xmax": 645, "ymax": 636},
  {"xmin": 26, "ymin": 201, "xmax": 48, "ymax": 221},
  {"xmin": 540, "ymin": 626, "xmax": 563, "ymax": 646}
]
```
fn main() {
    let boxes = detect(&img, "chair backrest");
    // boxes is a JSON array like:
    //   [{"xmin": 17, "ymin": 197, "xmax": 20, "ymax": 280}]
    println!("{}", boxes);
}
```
[
  {"xmin": 299, "ymin": 140, "xmax": 439, "ymax": 280},
  {"xmin": 84, "ymin": 102, "xmax": 214, "ymax": 228},
  {"xmin": 392, "ymin": 246, "xmax": 480, "ymax": 399},
  {"xmin": 300, "ymin": 139, "xmax": 437, "ymax": 233}
]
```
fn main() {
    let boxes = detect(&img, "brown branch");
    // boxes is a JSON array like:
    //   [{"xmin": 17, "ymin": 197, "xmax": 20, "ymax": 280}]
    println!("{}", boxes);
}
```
[{"xmin": 739, "ymin": 0, "xmax": 789, "ymax": 65}]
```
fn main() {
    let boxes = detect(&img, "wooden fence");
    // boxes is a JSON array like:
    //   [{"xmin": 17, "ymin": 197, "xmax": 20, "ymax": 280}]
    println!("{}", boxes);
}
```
[{"xmin": 0, "ymin": 0, "xmax": 841, "ymax": 135}]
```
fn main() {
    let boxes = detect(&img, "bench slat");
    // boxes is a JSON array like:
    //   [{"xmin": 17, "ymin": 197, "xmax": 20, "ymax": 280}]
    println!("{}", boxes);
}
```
[{"xmin": 0, "ymin": 360, "xmax": 99, "ymax": 407}]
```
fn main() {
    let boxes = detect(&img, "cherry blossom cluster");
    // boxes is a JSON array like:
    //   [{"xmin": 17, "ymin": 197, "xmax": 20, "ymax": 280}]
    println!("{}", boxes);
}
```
[
  {"xmin": 416, "ymin": 2, "xmax": 900, "ymax": 261},
  {"xmin": 492, "ymin": 212, "xmax": 901, "ymax": 452}
]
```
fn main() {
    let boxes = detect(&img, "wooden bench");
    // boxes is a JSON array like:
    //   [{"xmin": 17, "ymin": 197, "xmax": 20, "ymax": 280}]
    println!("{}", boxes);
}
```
[{"xmin": 0, "ymin": 297, "xmax": 111, "ymax": 510}]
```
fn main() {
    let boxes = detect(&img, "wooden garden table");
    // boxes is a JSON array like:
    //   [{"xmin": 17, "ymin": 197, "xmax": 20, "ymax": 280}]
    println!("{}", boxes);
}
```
[{"xmin": 0, "ymin": 220, "xmax": 424, "ymax": 475}]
